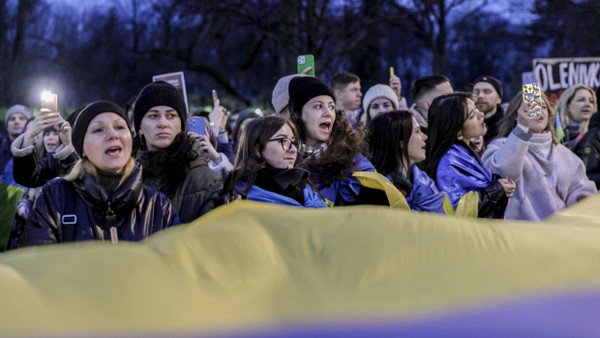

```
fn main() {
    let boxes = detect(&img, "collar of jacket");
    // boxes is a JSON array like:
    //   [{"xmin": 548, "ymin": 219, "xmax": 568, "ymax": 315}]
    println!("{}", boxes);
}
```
[
  {"xmin": 72, "ymin": 162, "xmax": 145, "ymax": 221},
  {"xmin": 588, "ymin": 111, "xmax": 600, "ymax": 130}
]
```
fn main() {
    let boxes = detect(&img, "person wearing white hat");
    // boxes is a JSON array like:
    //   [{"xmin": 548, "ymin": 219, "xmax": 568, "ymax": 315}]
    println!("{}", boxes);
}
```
[{"xmin": 357, "ymin": 84, "xmax": 399, "ymax": 126}]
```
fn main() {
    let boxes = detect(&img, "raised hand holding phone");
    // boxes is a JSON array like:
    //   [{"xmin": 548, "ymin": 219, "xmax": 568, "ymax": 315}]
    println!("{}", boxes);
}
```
[
  {"xmin": 389, "ymin": 67, "xmax": 402, "ymax": 99},
  {"xmin": 522, "ymin": 83, "xmax": 542, "ymax": 118},
  {"xmin": 41, "ymin": 91, "xmax": 58, "ymax": 114},
  {"xmin": 297, "ymin": 54, "xmax": 315, "ymax": 76},
  {"xmin": 23, "ymin": 112, "xmax": 62, "ymax": 147},
  {"xmin": 187, "ymin": 117, "xmax": 206, "ymax": 136}
]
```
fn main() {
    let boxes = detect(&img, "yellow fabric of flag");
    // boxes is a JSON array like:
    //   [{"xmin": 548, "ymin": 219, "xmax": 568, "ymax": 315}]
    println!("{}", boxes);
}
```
[{"xmin": 1, "ymin": 196, "xmax": 600, "ymax": 336}]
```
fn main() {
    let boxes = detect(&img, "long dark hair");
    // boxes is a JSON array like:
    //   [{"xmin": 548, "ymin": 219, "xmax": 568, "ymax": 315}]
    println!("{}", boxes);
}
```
[
  {"xmin": 234, "ymin": 115, "xmax": 298, "ymax": 191},
  {"xmin": 421, "ymin": 92, "xmax": 471, "ymax": 179},
  {"xmin": 134, "ymin": 131, "xmax": 198, "ymax": 196},
  {"xmin": 368, "ymin": 111, "xmax": 413, "ymax": 176},
  {"xmin": 496, "ymin": 91, "xmax": 559, "ymax": 144},
  {"xmin": 291, "ymin": 106, "xmax": 366, "ymax": 186}
]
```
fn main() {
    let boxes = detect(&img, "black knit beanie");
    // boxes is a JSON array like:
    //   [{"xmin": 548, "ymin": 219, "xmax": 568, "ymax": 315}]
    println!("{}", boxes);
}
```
[
  {"xmin": 133, "ymin": 81, "xmax": 187, "ymax": 132},
  {"xmin": 473, "ymin": 75, "xmax": 504, "ymax": 100},
  {"xmin": 72, "ymin": 101, "xmax": 131, "ymax": 156},
  {"xmin": 288, "ymin": 77, "xmax": 335, "ymax": 116}
]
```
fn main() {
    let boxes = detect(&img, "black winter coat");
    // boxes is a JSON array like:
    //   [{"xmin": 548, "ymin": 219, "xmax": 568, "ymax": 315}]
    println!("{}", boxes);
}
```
[
  {"xmin": 13, "ymin": 147, "xmax": 79, "ymax": 188},
  {"xmin": 138, "ymin": 141, "xmax": 223, "ymax": 223},
  {"xmin": 576, "ymin": 112, "xmax": 600, "ymax": 189},
  {"xmin": 20, "ymin": 163, "xmax": 178, "ymax": 247}
]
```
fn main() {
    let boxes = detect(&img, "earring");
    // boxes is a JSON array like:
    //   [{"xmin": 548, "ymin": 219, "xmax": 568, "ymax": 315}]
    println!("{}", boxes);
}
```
[{"xmin": 457, "ymin": 134, "xmax": 463, "ymax": 140}]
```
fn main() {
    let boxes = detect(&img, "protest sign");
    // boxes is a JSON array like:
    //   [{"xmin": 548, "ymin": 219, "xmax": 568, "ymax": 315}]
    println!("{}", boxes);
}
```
[
  {"xmin": 533, "ymin": 57, "xmax": 600, "ymax": 105},
  {"xmin": 152, "ymin": 71, "xmax": 189, "ymax": 113}
]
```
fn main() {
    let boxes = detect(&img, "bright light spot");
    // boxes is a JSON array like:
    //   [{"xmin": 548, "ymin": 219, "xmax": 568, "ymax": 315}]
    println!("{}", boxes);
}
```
[{"xmin": 41, "ymin": 91, "xmax": 53, "ymax": 102}]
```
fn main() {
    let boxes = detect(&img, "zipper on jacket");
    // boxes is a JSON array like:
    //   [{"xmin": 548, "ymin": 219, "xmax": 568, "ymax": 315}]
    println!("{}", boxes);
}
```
[{"xmin": 105, "ymin": 202, "xmax": 118, "ymax": 244}]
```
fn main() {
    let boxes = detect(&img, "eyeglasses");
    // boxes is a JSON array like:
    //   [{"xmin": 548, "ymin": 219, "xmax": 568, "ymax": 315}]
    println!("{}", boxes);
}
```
[{"xmin": 268, "ymin": 137, "xmax": 298, "ymax": 151}]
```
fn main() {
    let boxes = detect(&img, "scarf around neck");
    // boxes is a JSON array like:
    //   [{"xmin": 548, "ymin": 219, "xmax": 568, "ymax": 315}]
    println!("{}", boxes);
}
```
[
  {"xmin": 528, "ymin": 131, "xmax": 554, "ymax": 176},
  {"xmin": 300, "ymin": 142, "xmax": 328, "ymax": 160}
]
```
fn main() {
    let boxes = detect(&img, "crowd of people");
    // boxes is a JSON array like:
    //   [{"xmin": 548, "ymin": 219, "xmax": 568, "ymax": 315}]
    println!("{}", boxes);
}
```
[{"xmin": 0, "ymin": 70, "xmax": 598, "ymax": 249}]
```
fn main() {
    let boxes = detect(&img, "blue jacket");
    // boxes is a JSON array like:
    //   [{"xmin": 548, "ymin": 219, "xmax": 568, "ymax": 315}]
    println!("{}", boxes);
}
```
[
  {"xmin": 0, "ymin": 134, "xmax": 12, "ymax": 177},
  {"xmin": 1, "ymin": 158, "xmax": 26, "ymax": 190},
  {"xmin": 314, "ymin": 153, "xmax": 375, "ymax": 205},
  {"xmin": 388, "ymin": 164, "xmax": 448, "ymax": 214},
  {"xmin": 236, "ymin": 182, "xmax": 327, "ymax": 208},
  {"xmin": 436, "ymin": 143, "xmax": 494, "ymax": 207}
]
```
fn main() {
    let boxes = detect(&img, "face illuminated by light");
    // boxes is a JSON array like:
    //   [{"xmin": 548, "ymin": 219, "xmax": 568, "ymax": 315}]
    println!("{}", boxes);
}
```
[
  {"xmin": 369, "ymin": 97, "xmax": 395, "ymax": 121},
  {"xmin": 406, "ymin": 117, "xmax": 427, "ymax": 166},
  {"xmin": 139, "ymin": 106, "xmax": 182, "ymax": 151},
  {"xmin": 6, "ymin": 113, "xmax": 27, "ymax": 139},
  {"xmin": 83, "ymin": 112, "xmax": 132, "ymax": 173},
  {"xmin": 568, "ymin": 88, "xmax": 595, "ymax": 123},
  {"xmin": 336, "ymin": 81, "xmax": 362, "ymax": 111},
  {"xmin": 261, "ymin": 124, "xmax": 297, "ymax": 169},
  {"xmin": 301, "ymin": 95, "xmax": 336, "ymax": 146},
  {"xmin": 43, "ymin": 130, "xmax": 60, "ymax": 153},
  {"xmin": 460, "ymin": 99, "xmax": 487, "ymax": 139},
  {"xmin": 529, "ymin": 100, "xmax": 550, "ymax": 134},
  {"xmin": 473, "ymin": 82, "xmax": 501, "ymax": 115}
]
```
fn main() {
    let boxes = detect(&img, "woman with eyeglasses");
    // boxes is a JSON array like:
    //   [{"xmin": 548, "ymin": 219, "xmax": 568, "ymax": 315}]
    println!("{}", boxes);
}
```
[
  {"xmin": 420, "ymin": 92, "xmax": 514, "ymax": 218},
  {"xmin": 233, "ymin": 115, "xmax": 327, "ymax": 208}
]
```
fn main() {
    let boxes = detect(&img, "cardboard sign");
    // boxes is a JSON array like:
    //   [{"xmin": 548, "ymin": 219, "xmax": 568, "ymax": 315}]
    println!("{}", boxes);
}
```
[
  {"xmin": 533, "ymin": 57, "xmax": 600, "ymax": 105},
  {"xmin": 152, "ymin": 71, "xmax": 189, "ymax": 114}
]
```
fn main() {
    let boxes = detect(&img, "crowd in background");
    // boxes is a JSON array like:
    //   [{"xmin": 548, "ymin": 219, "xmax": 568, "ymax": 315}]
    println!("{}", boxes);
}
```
[{"xmin": 0, "ymin": 69, "xmax": 598, "ymax": 250}]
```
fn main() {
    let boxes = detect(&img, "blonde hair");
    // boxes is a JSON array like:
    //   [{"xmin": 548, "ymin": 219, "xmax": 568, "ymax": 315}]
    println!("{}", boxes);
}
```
[{"xmin": 556, "ymin": 84, "xmax": 597, "ymax": 133}]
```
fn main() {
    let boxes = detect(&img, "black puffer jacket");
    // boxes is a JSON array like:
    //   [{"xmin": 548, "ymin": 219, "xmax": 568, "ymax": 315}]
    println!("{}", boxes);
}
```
[
  {"xmin": 576, "ymin": 112, "xmax": 600, "ymax": 189},
  {"xmin": 20, "ymin": 163, "xmax": 178, "ymax": 247},
  {"xmin": 13, "ymin": 147, "xmax": 78, "ymax": 188},
  {"xmin": 138, "ymin": 139, "xmax": 223, "ymax": 223}
]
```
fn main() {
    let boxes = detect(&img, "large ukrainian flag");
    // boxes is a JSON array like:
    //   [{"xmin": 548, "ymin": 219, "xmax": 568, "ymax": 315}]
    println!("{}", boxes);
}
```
[{"xmin": 0, "ymin": 196, "xmax": 599, "ymax": 336}]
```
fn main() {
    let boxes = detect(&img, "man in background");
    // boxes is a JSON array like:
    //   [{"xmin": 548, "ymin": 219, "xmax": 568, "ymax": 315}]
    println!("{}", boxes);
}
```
[
  {"xmin": 331, "ymin": 71, "xmax": 362, "ymax": 126},
  {"xmin": 409, "ymin": 75, "xmax": 453, "ymax": 134},
  {"xmin": 472, "ymin": 75, "xmax": 504, "ymax": 145}
]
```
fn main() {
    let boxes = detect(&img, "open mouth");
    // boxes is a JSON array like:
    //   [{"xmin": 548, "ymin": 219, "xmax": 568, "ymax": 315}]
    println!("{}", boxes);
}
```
[
  {"xmin": 319, "ymin": 121, "xmax": 332, "ymax": 132},
  {"xmin": 105, "ymin": 146, "xmax": 122, "ymax": 155}
]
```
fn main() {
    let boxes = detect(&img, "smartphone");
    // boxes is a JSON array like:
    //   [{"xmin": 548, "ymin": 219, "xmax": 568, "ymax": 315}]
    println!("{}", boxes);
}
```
[
  {"xmin": 41, "ymin": 91, "xmax": 58, "ymax": 114},
  {"xmin": 390, "ymin": 67, "xmax": 394, "ymax": 77},
  {"xmin": 212, "ymin": 89, "xmax": 218, "ymax": 105},
  {"xmin": 188, "ymin": 117, "xmax": 206, "ymax": 135},
  {"xmin": 297, "ymin": 54, "xmax": 315, "ymax": 76},
  {"xmin": 522, "ymin": 82, "xmax": 542, "ymax": 117}
]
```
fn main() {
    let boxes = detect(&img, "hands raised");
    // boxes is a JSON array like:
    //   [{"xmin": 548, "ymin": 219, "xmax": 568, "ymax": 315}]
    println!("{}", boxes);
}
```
[
  {"xmin": 208, "ymin": 98, "xmax": 228, "ymax": 133},
  {"xmin": 389, "ymin": 74, "xmax": 402, "ymax": 99},
  {"xmin": 23, "ymin": 110, "xmax": 63, "ymax": 147}
]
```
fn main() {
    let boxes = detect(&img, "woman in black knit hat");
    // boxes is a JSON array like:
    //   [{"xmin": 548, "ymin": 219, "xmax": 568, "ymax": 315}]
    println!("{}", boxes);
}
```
[
  {"xmin": 20, "ymin": 101, "xmax": 178, "ymax": 247},
  {"xmin": 133, "ymin": 81, "xmax": 223, "ymax": 223},
  {"xmin": 287, "ymin": 76, "xmax": 376, "ymax": 205}
]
